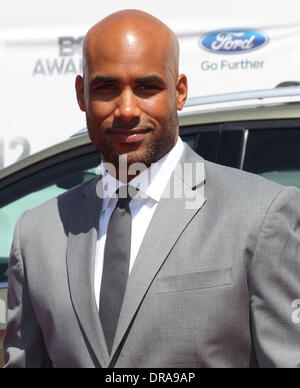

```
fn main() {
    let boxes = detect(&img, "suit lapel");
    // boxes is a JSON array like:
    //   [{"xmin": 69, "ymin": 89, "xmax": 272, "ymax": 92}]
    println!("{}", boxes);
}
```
[
  {"xmin": 66, "ymin": 177, "xmax": 110, "ymax": 367},
  {"xmin": 110, "ymin": 145, "xmax": 207, "ymax": 360}
]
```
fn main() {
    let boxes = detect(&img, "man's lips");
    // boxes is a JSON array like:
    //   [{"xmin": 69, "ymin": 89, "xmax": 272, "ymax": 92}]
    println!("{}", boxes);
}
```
[{"xmin": 108, "ymin": 128, "xmax": 152, "ymax": 143}]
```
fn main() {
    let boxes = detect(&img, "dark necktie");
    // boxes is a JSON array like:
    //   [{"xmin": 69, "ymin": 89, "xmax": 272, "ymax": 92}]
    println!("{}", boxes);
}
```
[{"xmin": 99, "ymin": 185, "xmax": 133, "ymax": 354}]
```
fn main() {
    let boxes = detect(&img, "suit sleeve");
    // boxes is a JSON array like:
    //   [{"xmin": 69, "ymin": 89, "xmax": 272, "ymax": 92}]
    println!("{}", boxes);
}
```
[
  {"xmin": 3, "ymin": 212, "xmax": 52, "ymax": 368},
  {"xmin": 249, "ymin": 186, "xmax": 300, "ymax": 367}
]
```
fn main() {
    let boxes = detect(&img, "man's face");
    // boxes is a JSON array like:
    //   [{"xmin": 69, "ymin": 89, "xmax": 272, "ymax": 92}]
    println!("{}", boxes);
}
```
[{"xmin": 76, "ymin": 31, "xmax": 187, "ymax": 168}]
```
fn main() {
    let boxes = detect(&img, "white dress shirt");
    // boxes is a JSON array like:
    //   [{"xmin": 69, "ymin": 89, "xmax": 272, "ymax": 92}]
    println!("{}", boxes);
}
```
[{"xmin": 94, "ymin": 137, "xmax": 184, "ymax": 310}]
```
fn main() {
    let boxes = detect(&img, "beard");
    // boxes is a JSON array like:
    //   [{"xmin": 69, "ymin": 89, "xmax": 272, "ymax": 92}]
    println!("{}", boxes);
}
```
[{"xmin": 89, "ymin": 109, "xmax": 179, "ymax": 169}]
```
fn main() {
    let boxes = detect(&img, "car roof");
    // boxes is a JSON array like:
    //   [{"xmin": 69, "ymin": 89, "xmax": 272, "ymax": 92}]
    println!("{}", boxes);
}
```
[
  {"xmin": 181, "ymin": 85, "xmax": 300, "ymax": 124},
  {"xmin": 185, "ymin": 85, "xmax": 300, "ymax": 108}
]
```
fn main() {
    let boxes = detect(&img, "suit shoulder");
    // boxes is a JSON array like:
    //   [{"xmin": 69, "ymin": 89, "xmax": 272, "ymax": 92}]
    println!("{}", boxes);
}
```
[
  {"xmin": 205, "ymin": 160, "xmax": 283, "ymax": 197},
  {"xmin": 202, "ymin": 161, "xmax": 300, "ymax": 238},
  {"xmin": 23, "ymin": 176, "xmax": 99, "ymax": 217},
  {"xmin": 182, "ymin": 144, "xmax": 284, "ymax": 199},
  {"xmin": 15, "ymin": 176, "xmax": 100, "ymax": 240},
  {"xmin": 202, "ymin": 160, "xmax": 300, "ymax": 217}
]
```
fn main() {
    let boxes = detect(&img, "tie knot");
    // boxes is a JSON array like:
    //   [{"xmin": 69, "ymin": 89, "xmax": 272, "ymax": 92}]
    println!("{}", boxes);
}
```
[{"xmin": 116, "ymin": 185, "xmax": 138, "ymax": 209}]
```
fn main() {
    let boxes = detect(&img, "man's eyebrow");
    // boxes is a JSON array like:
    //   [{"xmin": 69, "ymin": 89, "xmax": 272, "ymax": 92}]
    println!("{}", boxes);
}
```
[
  {"xmin": 135, "ymin": 75, "xmax": 165, "ymax": 84},
  {"xmin": 90, "ymin": 76, "xmax": 117, "ymax": 84},
  {"xmin": 90, "ymin": 75, "xmax": 165, "ymax": 85}
]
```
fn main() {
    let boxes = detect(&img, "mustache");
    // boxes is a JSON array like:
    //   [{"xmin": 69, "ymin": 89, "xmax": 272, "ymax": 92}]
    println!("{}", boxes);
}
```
[{"xmin": 104, "ymin": 119, "xmax": 154, "ymax": 132}]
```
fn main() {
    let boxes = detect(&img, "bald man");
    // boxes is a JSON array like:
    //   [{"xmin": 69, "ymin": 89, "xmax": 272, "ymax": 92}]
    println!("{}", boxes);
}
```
[{"xmin": 4, "ymin": 10, "xmax": 300, "ymax": 368}]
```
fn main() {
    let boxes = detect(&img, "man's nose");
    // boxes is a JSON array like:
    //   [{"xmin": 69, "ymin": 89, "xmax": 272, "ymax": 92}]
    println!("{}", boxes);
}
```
[{"xmin": 114, "ymin": 88, "xmax": 141, "ymax": 122}]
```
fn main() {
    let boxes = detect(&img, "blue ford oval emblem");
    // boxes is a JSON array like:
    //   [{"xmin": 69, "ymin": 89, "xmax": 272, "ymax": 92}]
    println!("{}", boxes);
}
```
[{"xmin": 199, "ymin": 29, "xmax": 269, "ymax": 54}]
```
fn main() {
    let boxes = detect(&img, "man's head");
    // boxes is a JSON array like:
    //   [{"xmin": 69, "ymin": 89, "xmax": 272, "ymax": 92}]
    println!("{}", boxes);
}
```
[{"xmin": 76, "ymin": 10, "xmax": 188, "ymax": 176}]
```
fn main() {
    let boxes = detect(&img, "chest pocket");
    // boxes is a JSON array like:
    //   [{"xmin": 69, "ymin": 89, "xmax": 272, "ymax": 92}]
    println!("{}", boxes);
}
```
[{"xmin": 155, "ymin": 268, "xmax": 232, "ymax": 294}]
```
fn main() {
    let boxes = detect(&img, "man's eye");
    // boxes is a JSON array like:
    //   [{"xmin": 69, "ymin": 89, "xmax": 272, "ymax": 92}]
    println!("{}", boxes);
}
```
[
  {"xmin": 97, "ymin": 84, "xmax": 116, "ymax": 90},
  {"xmin": 136, "ymin": 84, "xmax": 160, "ymax": 91}
]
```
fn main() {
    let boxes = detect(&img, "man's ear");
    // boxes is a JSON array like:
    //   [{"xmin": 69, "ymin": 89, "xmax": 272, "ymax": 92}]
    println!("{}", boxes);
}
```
[
  {"xmin": 176, "ymin": 74, "xmax": 188, "ymax": 111},
  {"xmin": 75, "ymin": 75, "xmax": 86, "ymax": 112}
]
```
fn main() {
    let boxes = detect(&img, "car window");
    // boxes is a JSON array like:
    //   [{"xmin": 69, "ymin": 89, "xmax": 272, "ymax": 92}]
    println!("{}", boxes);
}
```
[
  {"xmin": 242, "ymin": 128, "xmax": 300, "ymax": 188},
  {"xmin": 259, "ymin": 170, "xmax": 300, "ymax": 187},
  {"xmin": 194, "ymin": 127, "xmax": 220, "ymax": 163},
  {"xmin": 0, "ymin": 167, "xmax": 99, "ymax": 283},
  {"xmin": 218, "ymin": 129, "xmax": 244, "ymax": 168}
]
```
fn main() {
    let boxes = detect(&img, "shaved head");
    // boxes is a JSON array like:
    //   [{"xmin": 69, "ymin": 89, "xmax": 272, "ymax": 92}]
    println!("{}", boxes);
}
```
[
  {"xmin": 76, "ymin": 10, "xmax": 187, "ymax": 179},
  {"xmin": 83, "ymin": 10, "xmax": 180, "ymax": 80}
]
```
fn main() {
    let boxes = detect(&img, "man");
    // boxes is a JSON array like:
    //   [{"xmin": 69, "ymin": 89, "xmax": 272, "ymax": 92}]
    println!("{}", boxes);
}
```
[{"xmin": 3, "ymin": 10, "xmax": 300, "ymax": 368}]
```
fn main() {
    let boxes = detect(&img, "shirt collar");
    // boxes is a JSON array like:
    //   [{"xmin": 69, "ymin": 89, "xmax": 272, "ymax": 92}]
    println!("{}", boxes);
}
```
[{"xmin": 100, "ymin": 137, "xmax": 184, "ymax": 211}]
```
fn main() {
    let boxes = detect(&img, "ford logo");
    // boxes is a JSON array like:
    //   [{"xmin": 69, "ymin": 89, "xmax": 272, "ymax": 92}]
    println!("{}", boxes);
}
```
[{"xmin": 199, "ymin": 29, "xmax": 269, "ymax": 54}]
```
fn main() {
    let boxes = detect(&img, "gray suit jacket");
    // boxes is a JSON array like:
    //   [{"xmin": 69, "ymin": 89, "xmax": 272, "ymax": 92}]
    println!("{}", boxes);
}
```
[{"xmin": 4, "ymin": 144, "xmax": 300, "ymax": 368}]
